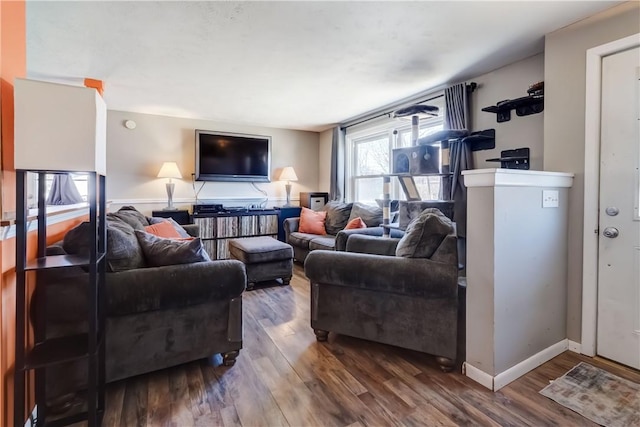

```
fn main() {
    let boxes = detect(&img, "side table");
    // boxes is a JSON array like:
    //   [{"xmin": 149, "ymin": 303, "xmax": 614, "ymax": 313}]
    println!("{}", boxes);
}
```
[{"xmin": 151, "ymin": 209, "xmax": 191, "ymax": 225}]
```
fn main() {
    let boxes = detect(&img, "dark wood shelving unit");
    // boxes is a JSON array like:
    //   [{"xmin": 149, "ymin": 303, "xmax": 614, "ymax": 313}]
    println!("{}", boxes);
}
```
[{"xmin": 14, "ymin": 170, "xmax": 106, "ymax": 427}]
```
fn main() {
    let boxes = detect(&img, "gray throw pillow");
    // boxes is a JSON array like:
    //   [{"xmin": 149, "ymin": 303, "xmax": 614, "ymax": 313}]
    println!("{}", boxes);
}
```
[
  {"xmin": 63, "ymin": 218, "xmax": 147, "ymax": 272},
  {"xmin": 348, "ymin": 202, "xmax": 383, "ymax": 228},
  {"xmin": 135, "ymin": 231, "xmax": 211, "ymax": 267},
  {"xmin": 147, "ymin": 217, "xmax": 191, "ymax": 238},
  {"xmin": 395, "ymin": 208, "xmax": 454, "ymax": 259},
  {"xmin": 108, "ymin": 206, "xmax": 149, "ymax": 230},
  {"xmin": 322, "ymin": 201, "xmax": 353, "ymax": 235}
]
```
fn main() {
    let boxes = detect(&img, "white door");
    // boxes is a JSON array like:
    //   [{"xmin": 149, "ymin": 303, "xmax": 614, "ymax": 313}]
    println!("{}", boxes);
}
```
[{"xmin": 596, "ymin": 46, "xmax": 640, "ymax": 369}]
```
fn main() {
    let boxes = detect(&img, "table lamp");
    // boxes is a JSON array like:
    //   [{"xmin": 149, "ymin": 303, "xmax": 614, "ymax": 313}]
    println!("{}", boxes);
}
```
[
  {"xmin": 279, "ymin": 166, "xmax": 298, "ymax": 207},
  {"xmin": 157, "ymin": 162, "xmax": 182, "ymax": 210}
]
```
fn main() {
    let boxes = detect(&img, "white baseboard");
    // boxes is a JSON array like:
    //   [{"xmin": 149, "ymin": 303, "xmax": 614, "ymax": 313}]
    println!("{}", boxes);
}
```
[
  {"xmin": 465, "ymin": 339, "xmax": 570, "ymax": 392},
  {"xmin": 568, "ymin": 340, "xmax": 582, "ymax": 354},
  {"xmin": 464, "ymin": 362, "xmax": 494, "ymax": 390},
  {"xmin": 493, "ymin": 339, "xmax": 568, "ymax": 391}
]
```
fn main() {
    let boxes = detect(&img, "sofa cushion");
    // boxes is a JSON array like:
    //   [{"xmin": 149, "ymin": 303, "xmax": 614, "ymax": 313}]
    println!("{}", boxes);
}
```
[
  {"xmin": 288, "ymin": 232, "xmax": 316, "ymax": 249},
  {"xmin": 144, "ymin": 220, "xmax": 184, "ymax": 239},
  {"xmin": 299, "ymin": 207, "xmax": 327, "ymax": 235},
  {"xmin": 135, "ymin": 231, "xmax": 211, "ymax": 267},
  {"xmin": 396, "ymin": 208, "xmax": 454, "ymax": 259},
  {"xmin": 322, "ymin": 201, "xmax": 353, "ymax": 235},
  {"xmin": 63, "ymin": 217, "xmax": 147, "ymax": 272},
  {"xmin": 309, "ymin": 236, "xmax": 336, "ymax": 251},
  {"xmin": 348, "ymin": 202, "xmax": 383, "ymax": 228},
  {"xmin": 344, "ymin": 217, "xmax": 366, "ymax": 230},
  {"xmin": 147, "ymin": 216, "xmax": 191, "ymax": 238},
  {"xmin": 228, "ymin": 236, "xmax": 293, "ymax": 264},
  {"xmin": 108, "ymin": 206, "xmax": 149, "ymax": 230},
  {"xmin": 107, "ymin": 219, "xmax": 148, "ymax": 271}
]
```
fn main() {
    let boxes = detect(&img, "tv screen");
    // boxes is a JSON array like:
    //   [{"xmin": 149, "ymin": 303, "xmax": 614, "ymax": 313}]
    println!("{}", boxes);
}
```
[{"xmin": 195, "ymin": 130, "xmax": 271, "ymax": 182}]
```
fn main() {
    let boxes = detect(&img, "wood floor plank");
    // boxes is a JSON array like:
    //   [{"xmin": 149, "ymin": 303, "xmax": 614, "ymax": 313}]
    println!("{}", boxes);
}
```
[
  {"xmin": 102, "ymin": 380, "xmax": 125, "ymax": 427},
  {"xmin": 121, "ymin": 377, "xmax": 148, "ymax": 427},
  {"xmin": 185, "ymin": 362, "xmax": 211, "ymax": 418},
  {"xmin": 146, "ymin": 370, "xmax": 171, "ymax": 427},
  {"xmin": 102, "ymin": 264, "xmax": 640, "ymax": 427}
]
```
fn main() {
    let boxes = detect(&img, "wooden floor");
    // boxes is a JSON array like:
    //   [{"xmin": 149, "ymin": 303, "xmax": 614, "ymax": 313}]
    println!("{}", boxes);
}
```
[{"xmin": 99, "ymin": 265, "xmax": 640, "ymax": 427}]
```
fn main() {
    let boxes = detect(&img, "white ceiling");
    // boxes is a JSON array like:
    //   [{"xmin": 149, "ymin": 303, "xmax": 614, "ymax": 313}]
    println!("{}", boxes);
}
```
[{"xmin": 27, "ymin": 1, "xmax": 621, "ymax": 132}]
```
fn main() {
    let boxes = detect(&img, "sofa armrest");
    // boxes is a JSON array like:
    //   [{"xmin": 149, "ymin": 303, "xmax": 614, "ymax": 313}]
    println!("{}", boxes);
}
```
[
  {"xmin": 305, "ymin": 251, "xmax": 457, "ymax": 299},
  {"xmin": 345, "ymin": 234, "xmax": 400, "ymax": 256},
  {"xmin": 335, "ymin": 227, "xmax": 404, "ymax": 251},
  {"xmin": 42, "ymin": 260, "xmax": 247, "ymax": 321},
  {"xmin": 182, "ymin": 224, "xmax": 200, "ymax": 237},
  {"xmin": 283, "ymin": 217, "xmax": 300, "ymax": 242}
]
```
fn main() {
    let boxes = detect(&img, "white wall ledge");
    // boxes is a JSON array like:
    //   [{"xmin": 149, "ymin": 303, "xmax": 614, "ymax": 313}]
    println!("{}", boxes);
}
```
[{"xmin": 463, "ymin": 168, "xmax": 574, "ymax": 188}]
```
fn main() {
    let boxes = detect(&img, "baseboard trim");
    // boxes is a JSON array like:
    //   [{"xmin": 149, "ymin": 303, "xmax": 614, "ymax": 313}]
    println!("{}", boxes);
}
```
[
  {"xmin": 568, "ymin": 340, "xmax": 582, "ymax": 354},
  {"xmin": 465, "ymin": 339, "xmax": 570, "ymax": 392},
  {"xmin": 493, "ymin": 339, "xmax": 568, "ymax": 391},
  {"xmin": 464, "ymin": 362, "xmax": 493, "ymax": 390}
]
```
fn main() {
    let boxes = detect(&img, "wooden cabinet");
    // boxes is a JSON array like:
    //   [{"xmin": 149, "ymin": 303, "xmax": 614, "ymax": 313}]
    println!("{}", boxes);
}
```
[
  {"xmin": 151, "ymin": 209, "xmax": 191, "ymax": 225},
  {"xmin": 193, "ymin": 210, "xmax": 279, "ymax": 259}
]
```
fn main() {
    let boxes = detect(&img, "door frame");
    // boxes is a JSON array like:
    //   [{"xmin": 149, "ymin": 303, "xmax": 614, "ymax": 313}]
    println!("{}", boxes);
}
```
[{"xmin": 582, "ymin": 33, "xmax": 640, "ymax": 356}]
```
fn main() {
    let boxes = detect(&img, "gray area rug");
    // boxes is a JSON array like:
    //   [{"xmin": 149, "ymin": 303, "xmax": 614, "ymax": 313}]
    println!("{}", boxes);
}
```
[{"xmin": 540, "ymin": 362, "xmax": 640, "ymax": 427}]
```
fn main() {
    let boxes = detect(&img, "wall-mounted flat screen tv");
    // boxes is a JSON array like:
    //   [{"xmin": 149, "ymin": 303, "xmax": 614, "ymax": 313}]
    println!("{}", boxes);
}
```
[{"xmin": 195, "ymin": 130, "xmax": 271, "ymax": 182}]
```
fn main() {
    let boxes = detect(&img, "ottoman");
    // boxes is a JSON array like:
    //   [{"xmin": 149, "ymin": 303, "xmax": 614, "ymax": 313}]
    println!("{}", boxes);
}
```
[{"xmin": 228, "ymin": 236, "xmax": 294, "ymax": 290}]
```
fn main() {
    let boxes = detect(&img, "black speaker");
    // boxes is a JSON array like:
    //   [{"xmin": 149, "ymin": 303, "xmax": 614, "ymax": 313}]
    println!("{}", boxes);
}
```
[{"xmin": 392, "ymin": 145, "xmax": 440, "ymax": 174}]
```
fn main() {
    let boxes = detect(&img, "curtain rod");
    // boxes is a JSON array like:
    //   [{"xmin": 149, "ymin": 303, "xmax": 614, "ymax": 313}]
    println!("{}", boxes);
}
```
[{"xmin": 341, "ymin": 82, "xmax": 477, "ymax": 131}]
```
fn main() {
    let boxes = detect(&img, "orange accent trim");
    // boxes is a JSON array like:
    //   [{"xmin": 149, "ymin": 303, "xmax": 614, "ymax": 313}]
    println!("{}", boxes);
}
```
[
  {"xmin": 84, "ymin": 78, "xmax": 104, "ymax": 97},
  {"xmin": 0, "ymin": 1, "xmax": 26, "ymax": 424},
  {"xmin": 1, "ymin": 0, "xmax": 26, "ymax": 218}
]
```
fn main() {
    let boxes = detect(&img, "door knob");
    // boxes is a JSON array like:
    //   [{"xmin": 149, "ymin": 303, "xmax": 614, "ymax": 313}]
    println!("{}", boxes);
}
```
[{"xmin": 603, "ymin": 227, "xmax": 619, "ymax": 238}]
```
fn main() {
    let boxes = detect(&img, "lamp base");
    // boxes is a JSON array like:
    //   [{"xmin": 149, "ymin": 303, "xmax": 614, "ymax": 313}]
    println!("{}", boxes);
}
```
[{"xmin": 165, "ymin": 182, "xmax": 175, "ymax": 211}]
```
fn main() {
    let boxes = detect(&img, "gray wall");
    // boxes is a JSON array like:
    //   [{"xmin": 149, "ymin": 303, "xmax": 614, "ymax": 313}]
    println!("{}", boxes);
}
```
[
  {"xmin": 471, "ymin": 53, "xmax": 545, "ymax": 170},
  {"xmin": 493, "ymin": 186, "xmax": 569, "ymax": 373},
  {"xmin": 544, "ymin": 1, "xmax": 640, "ymax": 342},
  {"xmin": 466, "ymin": 183, "xmax": 570, "ymax": 376},
  {"xmin": 106, "ymin": 110, "xmax": 320, "ymax": 214},
  {"xmin": 465, "ymin": 187, "xmax": 496, "ymax": 374},
  {"xmin": 318, "ymin": 128, "xmax": 333, "ymax": 193}
]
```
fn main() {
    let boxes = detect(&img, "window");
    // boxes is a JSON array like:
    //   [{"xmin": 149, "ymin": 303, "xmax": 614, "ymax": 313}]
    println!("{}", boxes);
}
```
[
  {"xmin": 346, "ymin": 99, "xmax": 444, "ymax": 204},
  {"xmin": 27, "ymin": 173, "xmax": 88, "ymax": 208}
]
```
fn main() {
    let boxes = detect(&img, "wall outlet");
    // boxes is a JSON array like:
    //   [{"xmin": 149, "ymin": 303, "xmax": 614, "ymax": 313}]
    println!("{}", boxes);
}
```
[{"xmin": 542, "ymin": 190, "xmax": 559, "ymax": 208}]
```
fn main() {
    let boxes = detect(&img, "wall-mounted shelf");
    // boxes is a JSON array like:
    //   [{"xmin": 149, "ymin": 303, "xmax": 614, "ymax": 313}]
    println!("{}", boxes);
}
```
[
  {"xmin": 482, "ymin": 95, "xmax": 544, "ymax": 123},
  {"xmin": 486, "ymin": 148, "xmax": 530, "ymax": 170}
]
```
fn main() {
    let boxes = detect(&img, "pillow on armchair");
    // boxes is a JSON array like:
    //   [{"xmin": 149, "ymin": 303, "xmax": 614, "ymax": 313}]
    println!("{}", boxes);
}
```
[{"xmin": 395, "ymin": 208, "xmax": 454, "ymax": 259}]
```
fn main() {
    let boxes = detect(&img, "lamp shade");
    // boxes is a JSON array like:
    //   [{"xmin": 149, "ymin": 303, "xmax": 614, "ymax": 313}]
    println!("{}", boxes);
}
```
[
  {"xmin": 14, "ymin": 78, "xmax": 106, "ymax": 174},
  {"xmin": 279, "ymin": 166, "xmax": 298, "ymax": 182},
  {"xmin": 157, "ymin": 162, "xmax": 182, "ymax": 179}
]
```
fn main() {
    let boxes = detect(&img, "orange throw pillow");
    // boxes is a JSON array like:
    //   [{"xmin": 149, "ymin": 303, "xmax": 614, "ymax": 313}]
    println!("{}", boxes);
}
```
[
  {"xmin": 344, "ymin": 217, "xmax": 367, "ymax": 230},
  {"xmin": 144, "ymin": 220, "xmax": 183, "ymax": 238},
  {"xmin": 299, "ymin": 207, "xmax": 327, "ymax": 235}
]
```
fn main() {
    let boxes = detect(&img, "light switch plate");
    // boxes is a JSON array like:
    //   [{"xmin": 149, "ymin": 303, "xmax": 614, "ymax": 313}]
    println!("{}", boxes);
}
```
[{"xmin": 543, "ymin": 190, "xmax": 559, "ymax": 208}]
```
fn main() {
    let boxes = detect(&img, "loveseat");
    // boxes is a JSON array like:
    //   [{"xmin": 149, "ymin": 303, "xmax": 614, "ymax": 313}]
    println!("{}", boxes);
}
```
[
  {"xmin": 305, "ymin": 208, "xmax": 463, "ymax": 372},
  {"xmin": 284, "ymin": 200, "xmax": 453, "ymax": 262},
  {"xmin": 37, "ymin": 206, "xmax": 246, "ymax": 400}
]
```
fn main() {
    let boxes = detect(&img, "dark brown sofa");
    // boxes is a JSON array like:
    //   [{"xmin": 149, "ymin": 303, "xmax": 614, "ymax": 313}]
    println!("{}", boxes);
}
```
[{"xmin": 37, "ymin": 206, "xmax": 246, "ymax": 400}]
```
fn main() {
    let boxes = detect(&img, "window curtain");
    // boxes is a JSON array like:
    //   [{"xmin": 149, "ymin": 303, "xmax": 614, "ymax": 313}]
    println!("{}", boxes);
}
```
[
  {"xmin": 329, "ymin": 126, "xmax": 346, "ymax": 201},
  {"xmin": 46, "ymin": 173, "xmax": 83, "ymax": 205},
  {"xmin": 442, "ymin": 83, "xmax": 473, "ymax": 239}
]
